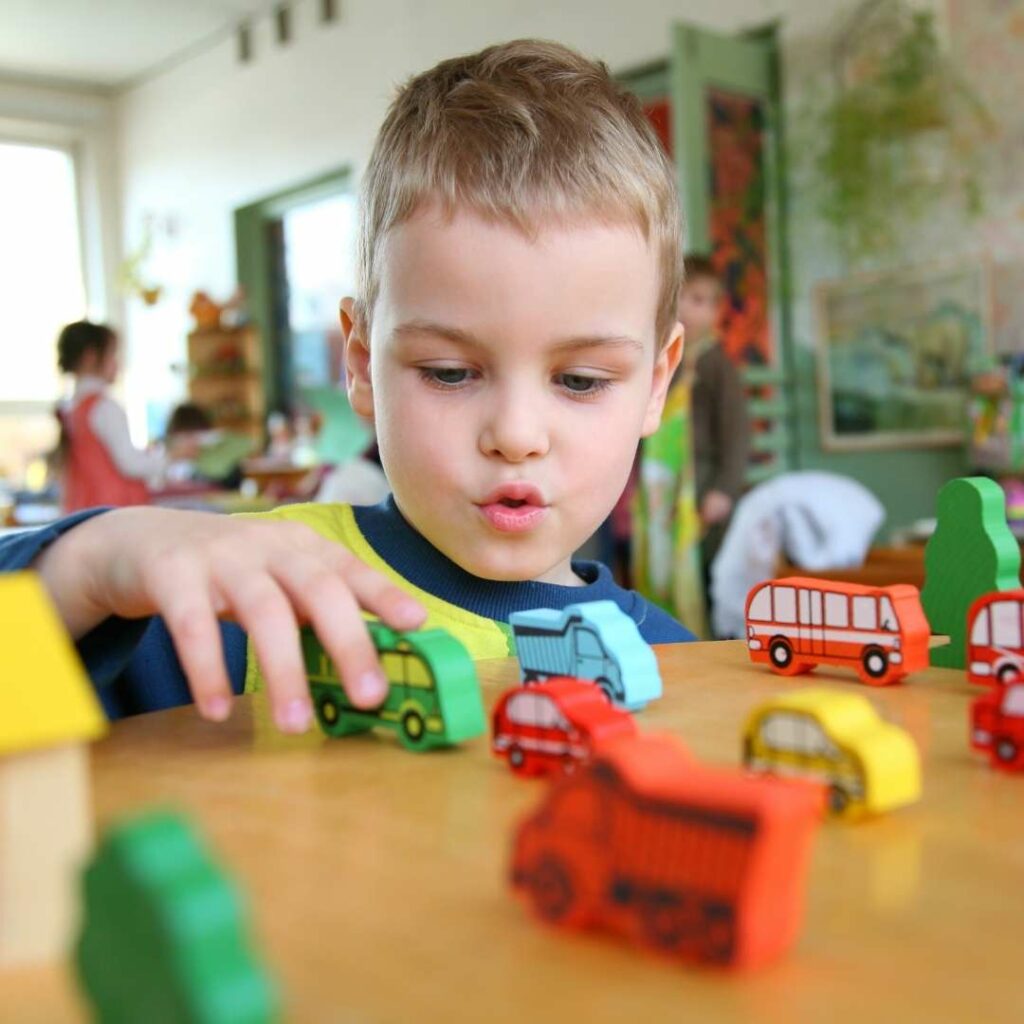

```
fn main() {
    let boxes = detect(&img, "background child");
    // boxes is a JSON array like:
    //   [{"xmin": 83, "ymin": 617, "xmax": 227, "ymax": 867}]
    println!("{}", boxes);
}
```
[
  {"xmin": 2, "ymin": 39, "xmax": 692, "ymax": 733},
  {"xmin": 633, "ymin": 254, "xmax": 749, "ymax": 634},
  {"xmin": 54, "ymin": 320, "xmax": 167, "ymax": 512}
]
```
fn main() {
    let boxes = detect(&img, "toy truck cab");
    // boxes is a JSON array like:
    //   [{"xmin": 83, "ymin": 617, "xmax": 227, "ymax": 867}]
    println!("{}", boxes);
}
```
[
  {"xmin": 742, "ymin": 688, "xmax": 920, "ymax": 817},
  {"xmin": 745, "ymin": 577, "xmax": 929, "ymax": 686},
  {"xmin": 491, "ymin": 678, "xmax": 637, "ymax": 777},
  {"xmin": 971, "ymin": 683, "xmax": 1024, "ymax": 770},
  {"xmin": 966, "ymin": 590, "xmax": 1024, "ymax": 686},
  {"xmin": 510, "ymin": 601, "xmax": 662, "ymax": 711}
]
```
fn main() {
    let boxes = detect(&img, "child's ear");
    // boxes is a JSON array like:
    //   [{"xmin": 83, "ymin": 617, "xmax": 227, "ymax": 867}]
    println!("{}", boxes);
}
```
[
  {"xmin": 641, "ymin": 322, "xmax": 684, "ymax": 436},
  {"xmin": 341, "ymin": 298, "xmax": 374, "ymax": 422}
]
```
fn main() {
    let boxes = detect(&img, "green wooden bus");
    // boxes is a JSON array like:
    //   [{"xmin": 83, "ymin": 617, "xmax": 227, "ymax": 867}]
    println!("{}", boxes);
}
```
[{"xmin": 303, "ymin": 622, "xmax": 486, "ymax": 752}]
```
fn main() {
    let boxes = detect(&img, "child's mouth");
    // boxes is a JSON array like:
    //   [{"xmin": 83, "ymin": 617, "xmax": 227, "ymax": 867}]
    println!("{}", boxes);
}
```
[{"xmin": 477, "ymin": 486, "xmax": 548, "ymax": 533}]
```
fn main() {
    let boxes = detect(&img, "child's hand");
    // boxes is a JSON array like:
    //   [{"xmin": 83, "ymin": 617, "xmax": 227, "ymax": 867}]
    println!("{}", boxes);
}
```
[
  {"xmin": 34, "ymin": 508, "xmax": 426, "ymax": 733},
  {"xmin": 700, "ymin": 490, "xmax": 733, "ymax": 527}
]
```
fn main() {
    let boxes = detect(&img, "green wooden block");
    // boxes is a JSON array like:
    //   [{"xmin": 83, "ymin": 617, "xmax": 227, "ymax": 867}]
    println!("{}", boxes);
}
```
[
  {"xmin": 921, "ymin": 477, "xmax": 1021, "ymax": 669},
  {"xmin": 76, "ymin": 811, "xmax": 280, "ymax": 1024}
]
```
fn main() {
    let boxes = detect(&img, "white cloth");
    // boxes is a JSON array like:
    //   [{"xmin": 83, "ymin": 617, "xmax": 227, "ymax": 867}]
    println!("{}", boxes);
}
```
[
  {"xmin": 710, "ymin": 471, "xmax": 885, "ymax": 638},
  {"xmin": 65, "ymin": 377, "xmax": 167, "ymax": 482},
  {"xmin": 315, "ymin": 457, "xmax": 391, "ymax": 506}
]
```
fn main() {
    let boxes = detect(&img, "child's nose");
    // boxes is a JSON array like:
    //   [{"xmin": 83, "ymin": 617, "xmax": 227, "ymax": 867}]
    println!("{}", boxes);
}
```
[{"xmin": 479, "ymin": 392, "xmax": 550, "ymax": 463}]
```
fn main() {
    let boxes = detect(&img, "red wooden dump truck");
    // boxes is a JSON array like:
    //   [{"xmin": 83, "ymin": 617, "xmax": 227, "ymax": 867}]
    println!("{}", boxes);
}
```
[{"xmin": 510, "ymin": 734, "xmax": 823, "ymax": 969}]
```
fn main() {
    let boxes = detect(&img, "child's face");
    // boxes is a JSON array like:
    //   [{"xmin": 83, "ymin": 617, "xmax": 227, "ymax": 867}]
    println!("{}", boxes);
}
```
[
  {"xmin": 343, "ymin": 204, "xmax": 681, "ymax": 585},
  {"xmin": 677, "ymin": 276, "xmax": 722, "ymax": 341}
]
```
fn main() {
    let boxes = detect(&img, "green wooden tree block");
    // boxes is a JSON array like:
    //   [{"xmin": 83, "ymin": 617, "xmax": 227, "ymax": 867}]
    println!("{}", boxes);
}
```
[
  {"xmin": 76, "ymin": 811, "xmax": 280, "ymax": 1024},
  {"xmin": 921, "ymin": 477, "xmax": 1021, "ymax": 669}
]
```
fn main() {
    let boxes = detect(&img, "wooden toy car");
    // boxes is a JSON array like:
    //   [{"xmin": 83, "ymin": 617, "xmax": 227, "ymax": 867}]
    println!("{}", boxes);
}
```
[
  {"xmin": 742, "ymin": 688, "xmax": 921, "ymax": 817},
  {"xmin": 510, "ymin": 733, "xmax": 823, "ymax": 969},
  {"xmin": 491, "ymin": 677, "xmax": 637, "ymax": 777},
  {"xmin": 510, "ymin": 600, "xmax": 662, "ymax": 710},
  {"xmin": 304, "ymin": 622, "xmax": 485, "ymax": 752},
  {"xmin": 971, "ymin": 683, "xmax": 1024, "ymax": 771},
  {"xmin": 966, "ymin": 589, "xmax": 1024, "ymax": 686},
  {"xmin": 745, "ymin": 577, "xmax": 929, "ymax": 686}
]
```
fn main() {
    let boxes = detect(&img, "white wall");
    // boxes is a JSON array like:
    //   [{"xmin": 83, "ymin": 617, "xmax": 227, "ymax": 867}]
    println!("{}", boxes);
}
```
[{"xmin": 114, "ymin": 0, "xmax": 850, "ymax": 434}]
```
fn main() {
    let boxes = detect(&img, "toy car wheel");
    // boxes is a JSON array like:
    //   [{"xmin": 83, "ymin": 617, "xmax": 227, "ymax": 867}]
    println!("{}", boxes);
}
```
[
  {"xmin": 828, "ymin": 784, "xmax": 850, "ymax": 814},
  {"xmin": 400, "ymin": 710, "xmax": 428, "ymax": 749},
  {"xmin": 699, "ymin": 904, "xmax": 736, "ymax": 963},
  {"xmin": 508, "ymin": 746, "xmax": 526, "ymax": 771},
  {"xmin": 998, "ymin": 664, "xmax": 1021, "ymax": 685},
  {"xmin": 769, "ymin": 638, "xmax": 793, "ymax": 668},
  {"xmin": 640, "ymin": 895, "xmax": 697, "ymax": 951},
  {"xmin": 528, "ymin": 856, "xmax": 576, "ymax": 924},
  {"xmin": 861, "ymin": 647, "xmax": 889, "ymax": 681},
  {"xmin": 312, "ymin": 689, "xmax": 346, "ymax": 737},
  {"xmin": 995, "ymin": 737, "xmax": 1019, "ymax": 764}
]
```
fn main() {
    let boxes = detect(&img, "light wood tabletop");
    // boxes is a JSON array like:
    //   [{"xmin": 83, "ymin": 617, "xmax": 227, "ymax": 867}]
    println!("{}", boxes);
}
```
[{"xmin": 3, "ymin": 640, "xmax": 1023, "ymax": 1024}]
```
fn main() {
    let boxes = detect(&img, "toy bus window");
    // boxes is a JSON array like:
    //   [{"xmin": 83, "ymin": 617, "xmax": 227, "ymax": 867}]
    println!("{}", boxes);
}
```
[
  {"xmin": 852, "ymin": 596, "xmax": 877, "ymax": 630},
  {"xmin": 748, "ymin": 588, "xmax": 771, "ymax": 621},
  {"xmin": 991, "ymin": 600, "xmax": 1022, "ymax": 648},
  {"xmin": 824, "ymin": 592, "xmax": 849, "ymax": 627},
  {"xmin": 318, "ymin": 653, "xmax": 334, "ymax": 680},
  {"xmin": 575, "ymin": 629, "xmax": 602, "ymax": 658},
  {"xmin": 759, "ymin": 712, "xmax": 799, "ymax": 751},
  {"xmin": 405, "ymin": 655, "xmax": 433, "ymax": 689},
  {"xmin": 799, "ymin": 589, "xmax": 823, "ymax": 625},
  {"xmin": 380, "ymin": 652, "xmax": 405, "ymax": 685},
  {"xmin": 1002, "ymin": 686, "xmax": 1024, "ymax": 716},
  {"xmin": 878, "ymin": 596, "xmax": 897, "ymax": 632},
  {"xmin": 773, "ymin": 587, "xmax": 797, "ymax": 624},
  {"xmin": 971, "ymin": 608, "xmax": 990, "ymax": 645}
]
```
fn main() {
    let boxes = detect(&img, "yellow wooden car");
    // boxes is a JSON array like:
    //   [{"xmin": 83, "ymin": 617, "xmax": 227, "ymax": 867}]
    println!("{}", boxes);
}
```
[{"xmin": 742, "ymin": 688, "xmax": 920, "ymax": 818}]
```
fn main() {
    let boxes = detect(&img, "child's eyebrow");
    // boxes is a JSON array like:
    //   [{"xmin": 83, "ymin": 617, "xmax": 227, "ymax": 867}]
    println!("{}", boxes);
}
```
[{"xmin": 392, "ymin": 319, "xmax": 644, "ymax": 353}]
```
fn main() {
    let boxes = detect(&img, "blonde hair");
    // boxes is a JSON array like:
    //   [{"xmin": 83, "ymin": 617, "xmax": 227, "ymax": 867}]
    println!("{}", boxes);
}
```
[{"xmin": 357, "ymin": 39, "xmax": 683, "ymax": 345}]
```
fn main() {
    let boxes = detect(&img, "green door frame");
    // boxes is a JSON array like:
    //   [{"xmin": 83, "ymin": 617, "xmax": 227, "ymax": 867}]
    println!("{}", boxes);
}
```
[{"xmin": 234, "ymin": 166, "xmax": 353, "ymax": 411}]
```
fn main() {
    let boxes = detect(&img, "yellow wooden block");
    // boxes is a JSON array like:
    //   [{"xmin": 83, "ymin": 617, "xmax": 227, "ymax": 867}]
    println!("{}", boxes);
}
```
[
  {"xmin": 742, "ymin": 687, "xmax": 921, "ymax": 818},
  {"xmin": 0, "ymin": 572, "xmax": 107, "ymax": 755}
]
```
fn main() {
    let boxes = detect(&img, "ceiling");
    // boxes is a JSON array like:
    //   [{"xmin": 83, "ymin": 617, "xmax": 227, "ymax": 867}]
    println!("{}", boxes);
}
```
[{"xmin": 0, "ymin": 0, "xmax": 274, "ymax": 90}]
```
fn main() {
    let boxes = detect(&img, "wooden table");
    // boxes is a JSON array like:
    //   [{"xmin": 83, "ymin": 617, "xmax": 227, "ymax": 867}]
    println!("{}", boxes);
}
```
[{"xmin": 4, "ymin": 641, "xmax": 1023, "ymax": 1023}]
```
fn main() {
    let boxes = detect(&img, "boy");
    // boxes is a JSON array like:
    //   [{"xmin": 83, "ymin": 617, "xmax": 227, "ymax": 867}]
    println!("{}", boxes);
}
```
[
  {"xmin": 0, "ymin": 40, "xmax": 692, "ymax": 735},
  {"xmin": 634, "ymin": 255, "xmax": 749, "ymax": 634}
]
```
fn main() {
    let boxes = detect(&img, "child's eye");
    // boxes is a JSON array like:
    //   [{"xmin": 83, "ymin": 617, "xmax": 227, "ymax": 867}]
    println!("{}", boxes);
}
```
[
  {"xmin": 419, "ymin": 366, "xmax": 476, "ymax": 388},
  {"xmin": 557, "ymin": 372, "xmax": 612, "ymax": 396}
]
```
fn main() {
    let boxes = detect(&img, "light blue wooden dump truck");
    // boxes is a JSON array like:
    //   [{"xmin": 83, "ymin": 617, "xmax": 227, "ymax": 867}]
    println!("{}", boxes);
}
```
[{"xmin": 509, "ymin": 600, "xmax": 662, "ymax": 711}]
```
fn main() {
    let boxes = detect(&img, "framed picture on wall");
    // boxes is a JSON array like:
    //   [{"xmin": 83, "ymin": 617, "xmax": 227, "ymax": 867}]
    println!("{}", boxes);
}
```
[{"xmin": 815, "ymin": 259, "xmax": 992, "ymax": 450}]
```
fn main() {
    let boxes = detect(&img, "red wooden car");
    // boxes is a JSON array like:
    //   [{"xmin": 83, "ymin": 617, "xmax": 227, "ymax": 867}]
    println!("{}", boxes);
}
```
[
  {"xmin": 491, "ymin": 677, "xmax": 637, "ymax": 778},
  {"xmin": 510, "ymin": 733, "xmax": 824, "ymax": 968},
  {"xmin": 971, "ymin": 683, "xmax": 1024, "ymax": 772}
]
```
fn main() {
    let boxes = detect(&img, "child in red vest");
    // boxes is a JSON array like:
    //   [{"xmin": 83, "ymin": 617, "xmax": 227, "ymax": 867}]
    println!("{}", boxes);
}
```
[{"xmin": 55, "ymin": 321, "xmax": 166, "ymax": 513}]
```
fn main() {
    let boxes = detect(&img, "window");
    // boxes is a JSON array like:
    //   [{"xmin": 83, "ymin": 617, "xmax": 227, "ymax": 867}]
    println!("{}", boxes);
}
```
[
  {"xmin": 878, "ymin": 596, "xmax": 897, "ymax": 632},
  {"xmin": 990, "ymin": 601, "xmax": 1022, "ymax": 649},
  {"xmin": 380, "ymin": 652, "xmax": 405, "ymax": 685},
  {"xmin": 759, "ymin": 712, "xmax": 799, "ymax": 751},
  {"xmin": 0, "ymin": 142, "xmax": 86, "ymax": 481},
  {"xmin": 1002, "ymin": 685, "xmax": 1024, "ymax": 716},
  {"xmin": 852, "ymin": 596, "xmax": 877, "ymax": 630},
  {"xmin": 405, "ymin": 655, "xmax": 433, "ymax": 689},
  {"xmin": 773, "ymin": 587, "xmax": 796, "ymax": 624},
  {"xmin": 575, "ymin": 629, "xmax": 603, "ymax": 658},
  {"xmin": 825, "ymin": 592, "xmax": 849, "ymax": 628},
  {"xmin": 971, "ymin": 608, "xmax": 991, "ymax": 646},
  {"xmin": 748, "ymin": 588, "xmax": 771, "ymax": 622},
  {"xmin": 506, "ymin": 692, "xmax": 568, "ymax": 730}
]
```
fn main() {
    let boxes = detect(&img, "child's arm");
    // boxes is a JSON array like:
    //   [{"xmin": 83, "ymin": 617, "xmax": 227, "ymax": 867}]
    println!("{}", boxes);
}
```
[{"xmin": 32, "ymin": 507, "xmax": 426, "ymax": 731}]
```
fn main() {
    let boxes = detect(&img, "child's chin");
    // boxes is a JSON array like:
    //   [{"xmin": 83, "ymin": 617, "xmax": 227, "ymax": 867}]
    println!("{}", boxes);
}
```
[{"xmin": 453, "ymin": 544, "xmax": 555, "ymax": 584}]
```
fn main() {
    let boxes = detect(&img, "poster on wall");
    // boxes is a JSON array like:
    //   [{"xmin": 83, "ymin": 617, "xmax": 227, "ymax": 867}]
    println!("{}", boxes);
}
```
[{"xmin": 815, "ymin": 260, "xmax": 992, "ymax": 450}]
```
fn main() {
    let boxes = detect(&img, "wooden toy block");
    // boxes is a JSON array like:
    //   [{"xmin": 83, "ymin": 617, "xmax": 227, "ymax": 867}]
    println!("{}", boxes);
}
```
[
  {"xmin": 491, "ymin": 677, "xmax": 637, "ymax": 777},
  {"xmin": 0, "ymin": 571, "xmax": 107, "ymax": 968},
  {"xmin": 966, "ymin": 589, "xmax": 1024, "ymax": 686},
  {"xmin": 510, "ymin": 600, "xmax": 663, "ymax": 710},
  {"xmin": 971, "ymin": 683, "xmax": 1024, "ymax": 772},
  {"xmin": 509, "ymin": 733, "xmax": 823, "ymax": 969},
  {"xmin": 742, "ymin": 687, "xmax": 921, "ymax": 817},
  {"xmin": 304, "ymin": 621, "xmax": 485, "ymax": 751},
  {"xmin": 745, "ymin": 577, "xmax": 930, "ymax": 686},
  {"xmin": 76, "ymin": 811, "xmax": 280, "ymax": 1023},
  {"xmin": 922, "ymin": 477, "xmax": 1021, "ymax": 669}
]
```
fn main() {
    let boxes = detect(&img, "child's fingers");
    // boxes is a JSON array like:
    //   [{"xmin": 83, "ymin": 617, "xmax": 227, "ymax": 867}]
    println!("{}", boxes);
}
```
[
  {"xmin": 144, "ymin": 557, "xmax": 234, "ymax": 722},
  {"xmin": 270, "ymin": 552, "xmax": 389, "ymax": 710},
  {"xmin": 216, "ymin": 569, "xmax": 312, "ymax": 734},
  {"xmin": 328, "ymin": 549, "xmax": 427, "ymax": 631}
]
